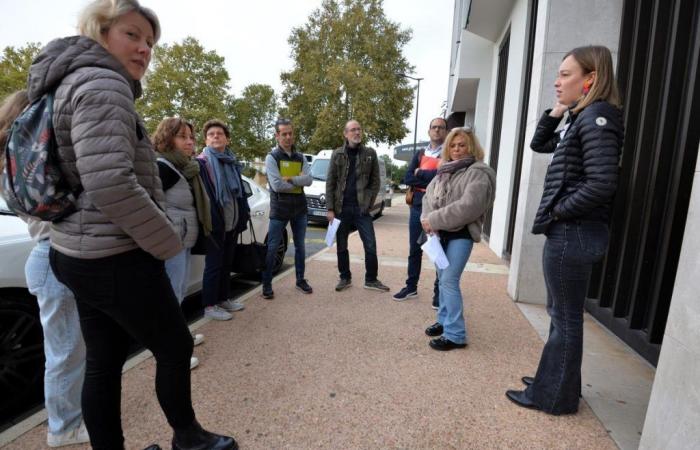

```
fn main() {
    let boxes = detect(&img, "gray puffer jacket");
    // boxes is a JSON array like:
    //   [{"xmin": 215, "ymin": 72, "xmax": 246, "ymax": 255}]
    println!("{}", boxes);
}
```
[{"xmin": 27, "ymin": 36, "xmax": 181, "ymax": 260}]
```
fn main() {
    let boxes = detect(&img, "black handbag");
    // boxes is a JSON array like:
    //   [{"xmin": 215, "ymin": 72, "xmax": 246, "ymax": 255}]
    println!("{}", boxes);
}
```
[{"xmin": 231, "ymin": 218, "xmax": 268, "ymax": 274}]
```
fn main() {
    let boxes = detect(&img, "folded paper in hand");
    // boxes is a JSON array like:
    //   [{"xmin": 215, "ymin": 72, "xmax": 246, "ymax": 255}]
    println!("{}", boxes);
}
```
[
  {"xmin": 325, "ymin": 218, "xmax": 341, "ymax": 247},
  {"xmin": 421, "ymin": 234, "xmax": 450, "ymax": 269}
]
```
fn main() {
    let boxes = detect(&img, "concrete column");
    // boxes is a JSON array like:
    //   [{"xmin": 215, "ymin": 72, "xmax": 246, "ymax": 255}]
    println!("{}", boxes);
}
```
[
  {"xmin": 507, "ymin": 0, "xmax": 624, "ymax": 303},
  {"xmin": 639, "ymin": 144, "xmax": 700, "ymax": 449}
]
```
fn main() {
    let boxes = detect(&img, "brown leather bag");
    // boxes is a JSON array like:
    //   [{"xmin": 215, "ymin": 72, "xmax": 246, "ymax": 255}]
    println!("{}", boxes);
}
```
[{"xmin": 405, "ymin": 186, "xmax": 414, "ymax": 205}]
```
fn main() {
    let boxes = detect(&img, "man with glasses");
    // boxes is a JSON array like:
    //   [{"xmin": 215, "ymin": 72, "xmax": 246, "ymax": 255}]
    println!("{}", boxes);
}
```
[
  {"xmin": 326, "ymin": 120, "xmax": 390, "ymax": 293},
  {"xmin": 262, "ymin": 118, "xmax": 313, "ymax": 299},
  {"xmin": 393, "ymin": 117, "xmax": 447, "ymax": 307}
]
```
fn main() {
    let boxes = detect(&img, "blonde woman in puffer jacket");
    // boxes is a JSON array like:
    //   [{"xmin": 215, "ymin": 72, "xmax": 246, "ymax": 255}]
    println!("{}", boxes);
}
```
[{"xmin": 26, "ymin": 1, "xmax": 236, "ymax": 449}]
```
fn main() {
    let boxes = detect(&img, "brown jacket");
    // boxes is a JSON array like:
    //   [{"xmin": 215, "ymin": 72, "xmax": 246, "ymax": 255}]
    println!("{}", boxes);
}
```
[
  {"xmin": 421, "ymin": 161, "xmax": 496, "ymax": 242},
  {"xmin": 27, "ymin": 36, "xmax": 181, "ymax": 260}
]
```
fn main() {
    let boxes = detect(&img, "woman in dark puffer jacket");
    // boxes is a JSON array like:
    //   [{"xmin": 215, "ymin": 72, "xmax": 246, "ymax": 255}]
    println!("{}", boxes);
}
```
[
  {"xmin": 505, "ymin": 46, "xmax": 624, "ymax": 415},
  {"xmin": 27, "ymin": 0, "xmax": 236, "ymax": 448}
]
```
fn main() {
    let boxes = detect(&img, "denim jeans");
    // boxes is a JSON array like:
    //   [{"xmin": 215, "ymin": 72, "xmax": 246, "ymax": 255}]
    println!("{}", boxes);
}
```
[
  {"xmin": 435, "ymin": 238, "xmax": 473, "ymax": 344},
  {"xmin": 407, "ymin": 205, "xmax": 439, "ymax": 299},
  {"xmin": 50, "ymin": 248, "xmax": 195, "ymax": 450},
  {"xmin": 525, "ymin": 220, "xmax": 609, "ymax": 414},
  {"xmin": 202, "ymin": 230, "xmax": 236, "ymax": 307},
  {"xmin": 165, "ymin": 248, "xmax": 192, "ymax": 304},
  {"xmin": 262, "ymin": 212, "xmax": 307, "ymax": 286},
  {"xmin": 25, "ymin": 240, "xmax": 86, "ymax": 435},
  {"xmin": 336, "ymin": 206, "xmax": 378, "ymax": 282}
]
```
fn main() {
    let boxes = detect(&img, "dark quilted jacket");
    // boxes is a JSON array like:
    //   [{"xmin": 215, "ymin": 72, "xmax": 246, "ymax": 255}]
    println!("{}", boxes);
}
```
[{"xmin": 531, "ymin": 101, "xmax": 624, "ymax": 234}]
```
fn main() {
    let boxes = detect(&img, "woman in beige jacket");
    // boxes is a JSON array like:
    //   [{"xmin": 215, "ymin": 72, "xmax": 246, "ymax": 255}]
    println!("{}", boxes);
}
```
[{"xmin": 421, "ymin": 128, "xmax": 496, "ymax": 351}]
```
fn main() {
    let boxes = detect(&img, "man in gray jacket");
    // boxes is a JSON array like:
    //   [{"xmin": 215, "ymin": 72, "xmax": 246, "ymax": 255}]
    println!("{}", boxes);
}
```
[
  {"xmin": 326, "ymin": 120, "xmax": 390, "ymax": 292},
  {"xmin": 262, "ymin": 118, "xmax": 313, "ymax": 299}
]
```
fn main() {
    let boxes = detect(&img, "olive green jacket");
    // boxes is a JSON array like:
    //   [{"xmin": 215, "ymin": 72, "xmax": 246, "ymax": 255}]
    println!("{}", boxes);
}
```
[{"xmin": 325, "ymin": 142, "xmax": 380, "ymax": 214}]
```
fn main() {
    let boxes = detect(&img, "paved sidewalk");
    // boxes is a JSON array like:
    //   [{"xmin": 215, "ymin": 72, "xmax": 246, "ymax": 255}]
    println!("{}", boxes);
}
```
[{"xmin": 4, "ymin": 200, "xmax": 616, "ymax": 449}]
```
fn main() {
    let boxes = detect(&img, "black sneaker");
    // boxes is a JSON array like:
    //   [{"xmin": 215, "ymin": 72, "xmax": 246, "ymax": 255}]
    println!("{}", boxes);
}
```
[
  {"xmin": 296, "ymin": 279, "xmax": 313, "ymax": 294},
  {"xmin": 364, "ymin": 279, "xmax": 390, "ymax": 292},
  {"xmin": 262, "ymin": 285, "xmax": 274, "ymax": 300},
  {"xmin": 425, "ymin": 322, "xmax": 444, "ymax": 337},
  {"xmin": 335, "ymin": 278, "xmax": 352, "ymax": 291},
  {"xmin": 392, "ymin": 286, "xmax": 418, "ymax": 301},
  {"xmin": 429, "ymin": 336, "xmax": 467, "ymax": 351},
  {"xmin": 431, "ymin": 296, "xmax": 439, "ymax": 310}
]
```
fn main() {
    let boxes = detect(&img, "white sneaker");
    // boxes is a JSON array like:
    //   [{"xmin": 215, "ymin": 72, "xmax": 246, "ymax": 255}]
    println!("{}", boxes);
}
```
[
  {"xmin": 204, "ymin": 305, "xmax": 232, "ymax": 321},
  {"xmin": 219, "ymin": 299, "xmax": 245, "ymax": 312},
  {"xmin": 192, "ymin": 332, "xmax": 204, "ymax": 346},
  {"xmin": 190, "ymin": 356, "xmax": 199, "ymax": 370},
  {"xmin": 47, "ymin": 420, "xmax": 90, "ymax": 447}
]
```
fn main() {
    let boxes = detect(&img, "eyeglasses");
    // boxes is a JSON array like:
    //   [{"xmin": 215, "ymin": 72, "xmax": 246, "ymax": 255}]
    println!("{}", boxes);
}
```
[{"xmin": 430, "ymin": 125, "xmax": 447, "ymax": 131}]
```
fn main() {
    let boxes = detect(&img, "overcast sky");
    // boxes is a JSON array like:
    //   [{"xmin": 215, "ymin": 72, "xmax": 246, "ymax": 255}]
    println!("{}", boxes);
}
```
[{"xmin": 0, "ymin": 0, "xmax": 453, "ymax": 162}]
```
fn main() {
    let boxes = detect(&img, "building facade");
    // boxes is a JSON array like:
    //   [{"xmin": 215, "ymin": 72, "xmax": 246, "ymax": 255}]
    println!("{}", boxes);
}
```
[{"xmin": 447, "ymin": 0, "xmax": 700, "ymax": 447}]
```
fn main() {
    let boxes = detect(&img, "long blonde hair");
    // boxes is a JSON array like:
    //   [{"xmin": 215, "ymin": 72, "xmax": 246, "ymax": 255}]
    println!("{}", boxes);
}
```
[
  {"xmin": 566, "ymin": 45, "xmax": 621, "ymax": 113},
  {"xmin": 0, "ymin": 91, "xmax": 30, "ymax": 173}
]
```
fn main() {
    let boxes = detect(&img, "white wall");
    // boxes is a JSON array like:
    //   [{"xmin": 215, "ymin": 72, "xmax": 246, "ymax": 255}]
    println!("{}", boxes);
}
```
[
  {"xmin": 639, "ymin": 143, "xmax": 700, "ymax": 449},
  {"xmin": 481, "ymin": 0, "xmax": 529, "ymax": 255}
]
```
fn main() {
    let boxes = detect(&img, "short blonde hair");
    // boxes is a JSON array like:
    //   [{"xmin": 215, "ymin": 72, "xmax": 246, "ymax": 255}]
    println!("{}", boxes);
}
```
[
  {"xmin": 78, "ymin": 0, "xmax": 161, "ymax": 45},
  {"xmin": 441, "ymin": 128, "xmax": 485, "ymax": 162}
]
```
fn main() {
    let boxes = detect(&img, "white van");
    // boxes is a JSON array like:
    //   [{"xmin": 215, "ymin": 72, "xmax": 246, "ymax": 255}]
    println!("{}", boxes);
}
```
[{"xmin": 305, "ymin": 149, "xmax": 387, "ymax": 223}]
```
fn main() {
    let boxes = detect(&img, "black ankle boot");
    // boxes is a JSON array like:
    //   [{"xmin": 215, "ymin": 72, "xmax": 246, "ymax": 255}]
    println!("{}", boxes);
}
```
[{"xmin": 172, "ymin": 420, "xmax": 238, "ymax": 450}]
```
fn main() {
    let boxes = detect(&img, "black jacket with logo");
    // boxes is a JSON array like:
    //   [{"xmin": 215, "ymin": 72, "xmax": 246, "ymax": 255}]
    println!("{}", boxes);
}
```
[{"xmin": 531, "ymin": 100, "xmax": 624, "ymax": 234}]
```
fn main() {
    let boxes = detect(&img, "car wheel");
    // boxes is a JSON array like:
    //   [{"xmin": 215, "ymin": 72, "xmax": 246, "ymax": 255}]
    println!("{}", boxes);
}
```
[
  {"xmin": 271, "ymin": 231, "xmax": 288, "ymax": 274},
  {"xmin": 0, "ymin": 293, "xmax": 45, "ymax": 424}
]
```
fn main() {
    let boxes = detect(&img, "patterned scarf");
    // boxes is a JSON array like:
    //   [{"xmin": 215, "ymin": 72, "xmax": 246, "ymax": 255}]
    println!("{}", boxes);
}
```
[
  {"xmin": 203, "ymin": 147, "xmax": 243, "ymax": 206},
  {"xmin": 160, "ymin": 150, "xmax": 212, "ymax": 236}
]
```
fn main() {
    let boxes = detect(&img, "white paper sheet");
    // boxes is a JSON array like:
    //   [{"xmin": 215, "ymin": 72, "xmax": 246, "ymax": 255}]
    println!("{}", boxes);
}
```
[
  {"xmin": 325, "ymin": 218, "xmax": 341, "ymax": 247},
  {"xmin": 421, "ymin": 234, "xmax": 450, "ymax": 269}
]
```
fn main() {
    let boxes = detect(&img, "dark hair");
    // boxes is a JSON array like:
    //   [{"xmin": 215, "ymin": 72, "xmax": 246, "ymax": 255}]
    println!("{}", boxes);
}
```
[
  {"xmin": 274, "ymin": 118, "xmax": 292, "ymax": 133},
  {"xmin": 0, "ymin": 91, "xmax": 30, "ymax": 173},
  {"xmin": 151, "ymin": 117, "xmax": 194, "ymax": 153},
  {"xmin": 429, "ymin": 117, "xmax": 447, "ymax": 129},
  {"xmin": 202, "ymin": 119, "xmax": 230, "ymax": 139}
]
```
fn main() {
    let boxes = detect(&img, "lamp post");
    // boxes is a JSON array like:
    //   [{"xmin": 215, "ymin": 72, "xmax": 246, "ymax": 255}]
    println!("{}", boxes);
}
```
[{"xmin": 398, "ymin": 73, "xmax": 423, "ymax": 157}]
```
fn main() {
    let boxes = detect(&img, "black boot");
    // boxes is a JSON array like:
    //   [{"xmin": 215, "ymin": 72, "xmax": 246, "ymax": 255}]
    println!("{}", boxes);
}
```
[{"xmin": 172, "ymin": 420, "xmax": 238, "ymax": 450}]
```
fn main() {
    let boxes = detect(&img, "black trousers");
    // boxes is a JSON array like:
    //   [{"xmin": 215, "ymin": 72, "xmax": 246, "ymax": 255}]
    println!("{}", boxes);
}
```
[{"xmin": 50, "ymin": 248, "xmax": 195, "ymax": 450}]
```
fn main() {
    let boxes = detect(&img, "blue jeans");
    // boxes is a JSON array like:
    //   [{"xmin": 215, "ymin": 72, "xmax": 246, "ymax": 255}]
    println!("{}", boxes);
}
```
[
  {"xmin": 436, "ymin": 238, "xmax": 473, "ymax": 344},
  {"xmin": 25, "ymin": 240, "xmax": 86, "ymax": 435},
  {"xmin": 525, "ymin": 220, "xmax": 609, "ymax": 414},
  {"xmin": 263, "ymin": 212, "xmax": 307, "ymax": 286},
  {"xmin": 165, "ymin": 248, "xmax": 192, "ymax": 304},
  {"xmin": 336, "ymin": 206, "xmax": 378, "ymax": 282},
  {"xmin": 407, "ymin": 205, "xmax": 439, "ymax": 299}
]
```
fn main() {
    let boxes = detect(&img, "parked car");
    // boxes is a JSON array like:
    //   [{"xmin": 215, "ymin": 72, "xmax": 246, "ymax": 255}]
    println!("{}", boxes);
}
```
[
  {"xmin": 0, "ymin": 175, "xmax": 288, "ymax": 428},
  {"xmin": 305, "ymin": 149, "xmax": 388, "ymax": 223}
]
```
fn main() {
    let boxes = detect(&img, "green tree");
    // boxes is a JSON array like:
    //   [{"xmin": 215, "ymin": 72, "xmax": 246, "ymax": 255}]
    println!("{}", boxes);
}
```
[
  {"xmin": 136, "ymin": 37, "xmax": 230, "ymax": 136},
  {"xmin": 380, "ymin": 153, "xmax": 406, "ymax": 185},
  {"xmin": 0, "ymin": 43, "xmax": 41, "ymax": 100},
  {"xmin": 281, "ymin": 0, "xmax": 414, "ymax": 152},
  {"xmin": 229, "ymin": 84, "xmax": 278, "ymax": 160}
]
